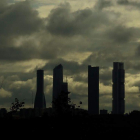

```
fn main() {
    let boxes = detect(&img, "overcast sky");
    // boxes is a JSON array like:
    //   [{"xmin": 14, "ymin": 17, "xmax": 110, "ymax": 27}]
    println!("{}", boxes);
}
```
[{"xmin": 1, "ymin": 0, "xmax": 140, "ymax": 113}]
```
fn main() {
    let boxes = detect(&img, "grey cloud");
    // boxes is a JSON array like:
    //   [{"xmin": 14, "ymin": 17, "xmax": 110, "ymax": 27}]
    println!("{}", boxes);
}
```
[
  {"xmin": 0, "ymin": 0, "xmax": 7, "ymax": 8},
  {"xmin": 117, "ymin": 0, "xmax": 129, "ymax": 5},
  {"xmin": 83, "ymin": 48, "xmax": 140, "ymax": 72},
  {"xmin": 42, "ymin": 58, "xmax": 87, "ymax": 75},
  {"xmin": 131, "ymin": 80, "xmax": 140, "ymax": 87},
  {"xmin": 0, "ymin": 38, "xmax": 57, "ymax": 61},
  {"xmin": 73, "ymin": 74, "xmax": 87, "ymax": 83},
  {"xmin": 117, "ymin": 0, "xmax": 140, "ymax": 9},
  {"xmin": 100, "ymin": 68, "xmax": 112, "ymax": 85},
  {"xmin": 94, "ymin": 0, "xmax": 112, "ymax": 10},
  {"xmin": 135, "ymin": 44, "xmax": 140, "ymax": 56},
  {"xmin": 0, "ymin": 46, "xmax": 36, "ymax": 61},
  {"xmin": 0, "ymin": 1, "xmax": 139, "ymax": 113},
  {"xmin": 46, "ymin": 2, "xmax": 114, "ymax": 36},
  {"xmin": 0, "ymin": 1, "xmax": 135, "ymax": 62},
  {"xmin": 106, "ymin": 26, "xmax": 134, "ymax": 43},
  {"xmin": 121, "ymin": 45, "xmax": 140, "ymax": 71},
  {"xmin": 83, "ymin": 48, "xmax": 124, "ymax": 66},
  {"xmin": 72, "ymin": 68, "xmax": 112, "ymax": 86},
  {"xmin": 0, "ymin": 70, "xmax": 53, "ymax": 108},
  {"xmin": 42, "ymin": 57, "xmax": 113, "ymax": 87},
  {"xmin": 0, "ymin": 1, "xmax": 43, "ymax": 36},
  {"xmin": 0, "ymin": 1, "xmax": 55, "ymax": 62},
  {"xmin": 117, "ymin": 60, "xmax": 140, "ymax": 72}
]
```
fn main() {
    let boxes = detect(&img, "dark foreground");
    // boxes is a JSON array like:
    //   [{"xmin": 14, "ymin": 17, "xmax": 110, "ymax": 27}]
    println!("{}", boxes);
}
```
[{"xmin": 1, "ymin": 114, "xmax": 140, "ymax": 139}]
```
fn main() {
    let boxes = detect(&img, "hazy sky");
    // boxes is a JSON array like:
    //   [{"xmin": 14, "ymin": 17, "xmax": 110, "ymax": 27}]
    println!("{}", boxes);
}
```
[{"xmin": 1, "ymin": 0, "xmax": 140, "ymax": 113}]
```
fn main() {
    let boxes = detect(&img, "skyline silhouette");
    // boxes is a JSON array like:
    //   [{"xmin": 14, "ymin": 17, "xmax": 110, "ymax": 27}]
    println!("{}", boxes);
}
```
[
  {"xmin": 1, "ymin": 61, "xmax": 135, "ymax": 116},
  {"xmin": 0, "ymin": 0, "xmax": 140, "ymax": 114},
  {"xmin": 1, "ymin": 1, "xmax": 140, "ymax": 137},
  {"xmin": 0, "ymin": 61, "xmax": 140, "ymax": 114}
]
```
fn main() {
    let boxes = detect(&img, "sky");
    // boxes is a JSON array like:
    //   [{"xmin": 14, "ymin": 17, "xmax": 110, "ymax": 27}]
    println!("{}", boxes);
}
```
[{"xmin": 1, "ymin": 0, "xmax": 140, "ymax": 113}]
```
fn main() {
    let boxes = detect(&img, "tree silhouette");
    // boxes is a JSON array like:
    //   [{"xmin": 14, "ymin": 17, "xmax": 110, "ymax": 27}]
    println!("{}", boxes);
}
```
[
  {"xmin": 52, "ymin": 90, "xmax": 82, "ymax": 116},
  {"xmin": 10, "ymin": 98, "xmax": 25, "ymax": 112}
]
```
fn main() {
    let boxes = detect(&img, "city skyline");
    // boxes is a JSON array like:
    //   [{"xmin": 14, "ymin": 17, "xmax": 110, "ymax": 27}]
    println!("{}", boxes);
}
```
[
  {"xmin": 0, "ymin": 0, "xmax": 140, "ymax": 113},
  {"xmin": 0, "ymin": 61, "xmax": 138, "ymax": 114},
  {"xmin": 33, "ymin": 62, "xmax": 125, "ymax": 114}
]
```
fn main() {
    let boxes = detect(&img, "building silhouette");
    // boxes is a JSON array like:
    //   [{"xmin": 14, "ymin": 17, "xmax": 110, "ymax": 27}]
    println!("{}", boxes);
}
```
[
  {"xmin": 112, "ymin": 62, "xmax": 125, "ymax": 114},
  {"xmin": 52, "ymin": 64, "xmax": 63, "ymax": 108},
  {"xmin": 88, "ymin": 65, "xmax": 99, "ymax": 115},
  {"xmin": 34, "ymin": 70, "xmax": 46, "ymax": 109},
  {"xmin": 61, "ymin": 82, "xmax": 70, "ymax": 106}
]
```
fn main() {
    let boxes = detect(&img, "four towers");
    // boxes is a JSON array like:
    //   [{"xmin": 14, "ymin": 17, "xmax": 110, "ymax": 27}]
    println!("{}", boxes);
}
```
[{"xmin": 34, "ymin": 62, "xmax": 125, "ymax": 114}]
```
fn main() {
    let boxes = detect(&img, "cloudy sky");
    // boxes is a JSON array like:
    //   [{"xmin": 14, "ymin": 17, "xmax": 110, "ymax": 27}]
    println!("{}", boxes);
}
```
[{"xmin": 1, "ymin": 0, "xmax": 140, "ymax": 113}]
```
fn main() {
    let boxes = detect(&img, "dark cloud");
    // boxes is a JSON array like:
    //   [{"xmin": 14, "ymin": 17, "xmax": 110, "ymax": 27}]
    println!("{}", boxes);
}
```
[
  {"xmin": 0, "ymin": 43, "xmax": 56, "ymax": 62},
  {"xmin": 120, "ymin": 45, "xmax": 140, "ymax": 71},
  {"xmin": 42, "ymin": 58, "xmax": 87, "ymax": 75},
  {"xmin": 0, "ymin": 0, "xmax": 139, "ymax": 113},
  {"xmin": 46, "ymin": 2, "xmax": 114, "ymax": 36},
  {"xmin": 131, "ymin": 80, "xmax": 140, "ymax": 87},
  {"xmin": 100, "ymin": 68, "xmax": 112, "ymax": 85},
  {"xmin": 117, "ymin": 0, "xmax": 129, "ymax": 5},
  {"xmin": 0, "ymin": 1, "xmax": 55, "ymax": 62},
  {"xmin": 94, "ymin": 0, "xmax": 112, "ymax": 10},
  {"xmin": 117, "ymin": 0, "xmax": 140, "ymax": 9},
  {"xmin": 73, "ymin": 74, "xmax": 87, "ymax": 83},
  {"xmin": 0, "ymin": 46, "xmax": 36, "ymax": 61},
  {"xmin": 83, "ymin": 47, "xmax": 124, "ymax": 66},
  {"xmin": 72, "ymin": 68, "xmax": 112, "ymax": 86},
  {"xmin": 0, "ymin": 1, "xmax": 43, "ymax": 36},
  {"xmin": 0, "ymin": 0, "xmax": 7, "ymax": 7},
  {"xmin": 0, "ymin": 1, "xmax": 134, "ymax": 62},
  {"xmin": 106, "ymin": 26, "xmax": 134, "ymax": 43},
  {"xmin": 1, "ymin": 72, "xmax": 35, "ymax": 82},
  {"xmin": 135, "ymin": 44, "xmax": 140, "ymax": 56},
  {"xmin": 0, "ymin": 69, "xmax": 53, "ymax": 109}
]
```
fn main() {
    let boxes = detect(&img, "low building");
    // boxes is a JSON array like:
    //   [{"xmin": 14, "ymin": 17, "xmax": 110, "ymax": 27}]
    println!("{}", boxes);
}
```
[{"xmin": 0, "ymin": 108, "xmax": 7, "ymax": 117}]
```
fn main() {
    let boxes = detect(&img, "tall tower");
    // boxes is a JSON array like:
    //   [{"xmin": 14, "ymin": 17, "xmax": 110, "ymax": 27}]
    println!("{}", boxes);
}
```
[
  {"xmin": 61, "ymin": 82, "xmax": 70, "ymax": 106},
  {"xmin": 52, "ymin": 64, "xmax": 63, "ymax": 107},
  {"xmin": 88, "ymin": 65, "xmax": 99, "ymax": 115},
  {"xmin": 34, "ymin": 70, "xmax": 46, "ymax": 109},
  {"xmin": 112, "ymin": 62, "xmax": 125, "ymax": 114}
]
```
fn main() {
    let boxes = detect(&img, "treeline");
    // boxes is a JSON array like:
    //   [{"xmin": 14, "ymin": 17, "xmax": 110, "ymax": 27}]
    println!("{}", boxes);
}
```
[{"xmin": 0, "ymin": 114, "xmax": 140, "ymax": 139}]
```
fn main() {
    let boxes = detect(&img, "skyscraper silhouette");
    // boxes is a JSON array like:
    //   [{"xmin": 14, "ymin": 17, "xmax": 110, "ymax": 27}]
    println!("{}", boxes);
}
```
[
  {"xmin": 52, "ymin": 64, "xmax": 63, "ymax": 108},
  {"xmin": 112, "ymin": 62, "xmax": 125, "ymax": 114},
  {"xmin": 61, "ymin": 82, "xmax": 70, "ymax": 106},
  {"xmin": 34, "ymin": 70, "xmax": 46, "ymax": 109},
  {"xmin": 88, "ymin": 65, "xmax": 99, "ymax": 115}
]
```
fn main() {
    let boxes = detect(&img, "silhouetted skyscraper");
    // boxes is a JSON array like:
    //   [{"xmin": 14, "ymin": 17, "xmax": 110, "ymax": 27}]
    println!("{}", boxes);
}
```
[
  {"xmin": 34, "ymin": 70, "xmax": 46, "ymax": 109},
  {"xmin": 112, "ymin": 62, "xmax": 125, "ymax": 114},
  {"xmin": 61, "ymin": 82, "xmax": 70, "ymax": 106},
  {"xmin": 52, "ymin": 64, "xmax": 63, "ymax": 108},
  {"xmin": 88, "ymin": 65, "xmax": 99, "ymax": 115}
]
